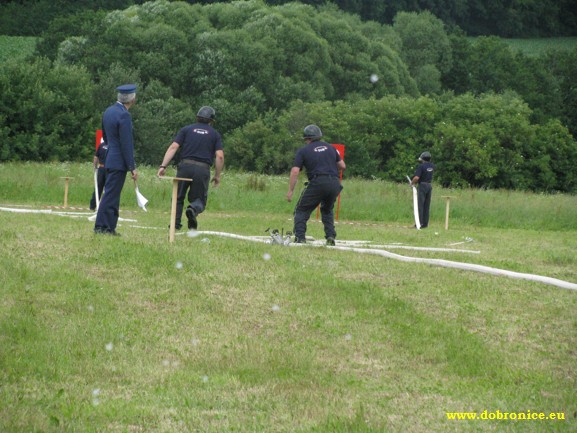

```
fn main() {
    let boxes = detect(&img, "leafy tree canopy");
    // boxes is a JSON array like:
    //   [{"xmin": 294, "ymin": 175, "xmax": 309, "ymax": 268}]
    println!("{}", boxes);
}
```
[
  {"xmin": 1, "ymin": 0, "xmax": 576, "ymax": 193},
  {"xmin": 2, "ymin": 0, "xmax": 576, "ymax": 38},
  {"xmin": 48, "ymin": 0, "xmax": 417, "ymax": 131}
]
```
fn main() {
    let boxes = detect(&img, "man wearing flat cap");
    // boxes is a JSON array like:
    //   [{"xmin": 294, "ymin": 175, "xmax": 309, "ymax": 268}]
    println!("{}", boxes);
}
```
[{"xmin": 94, "ymin": 84, "xmax": 138, "ymax": 235}]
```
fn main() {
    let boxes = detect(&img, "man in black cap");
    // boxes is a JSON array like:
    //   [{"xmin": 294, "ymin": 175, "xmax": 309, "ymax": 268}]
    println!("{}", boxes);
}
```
[
  {"xmin": 411, "ymin": 151, "xmax": 435, "ymax": 228},
  {"xmin": 157, "ymin": 106, "xmax": 224, "ymax": 230},
  {"xmin": 94, "ymin": 84, "xmax": 138, "ymax": 235},
  {"xmin": 287, "ymin": 124, "xmax": 345, "ymax": 245}
]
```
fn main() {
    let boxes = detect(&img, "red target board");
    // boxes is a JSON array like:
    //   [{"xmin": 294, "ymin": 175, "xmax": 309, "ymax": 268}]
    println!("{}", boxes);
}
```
[
  {"xmin": 95, "ymin": 129, "xmax": 103, "ymax": 151},
  {"xmin": 332, "ymin": 143, "xmax": 345, "ymax": 161}
]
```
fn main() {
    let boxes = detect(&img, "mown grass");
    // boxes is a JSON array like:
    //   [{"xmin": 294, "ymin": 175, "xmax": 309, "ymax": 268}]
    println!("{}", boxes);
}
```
[{"xmin": 1, "ymin": 162, "xmax": 576, "ymax": 433}]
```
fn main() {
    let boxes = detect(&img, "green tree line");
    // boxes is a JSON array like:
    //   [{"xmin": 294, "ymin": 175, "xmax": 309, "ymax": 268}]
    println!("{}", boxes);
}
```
[
  {"xmin": 1, "ymin": 0, "xmax": 576, "ymax": 37},
  {"xmin": 1, "ymin": 0, "xmax": 576, "ymax": 192}
]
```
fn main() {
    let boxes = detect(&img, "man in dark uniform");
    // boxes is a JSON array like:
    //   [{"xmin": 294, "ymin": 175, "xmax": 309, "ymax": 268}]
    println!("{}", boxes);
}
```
[
  {"xmin": 411, "ymin": 151, "xmax": 435, "ymax": 228},
  {"xmin": 157, "ymin": 106, "xmax": 224, "ymax": 230},
  {"xmin": 94, "ymin": 84, "xmax": 138, "ymax": 235},
  {"xmin": 90, "ymin": 138, "xmax": 108, "ymax": 211},
  {"xmin": 287, "ymin": 124, "xmax": 346, "ymax": 245}
]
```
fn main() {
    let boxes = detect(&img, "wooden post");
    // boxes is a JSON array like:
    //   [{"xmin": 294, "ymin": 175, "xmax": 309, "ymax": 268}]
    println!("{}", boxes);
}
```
[
  {"xmin": 60, "ymin": 177, "xmax": 73, "ymax": 208},
  {"xmin": 441, "ymin": 196, "xmax": 455, "ymax": 230},
  {"xmin": 159, "ymin": 176, "xmax": 192, "ymax": 242}
]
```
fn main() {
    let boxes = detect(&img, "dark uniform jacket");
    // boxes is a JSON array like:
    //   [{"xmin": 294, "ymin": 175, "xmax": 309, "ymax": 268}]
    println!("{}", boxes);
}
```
[{"xmin": 102, "ymin": 102, "xmax": 136, "ymax": 172}]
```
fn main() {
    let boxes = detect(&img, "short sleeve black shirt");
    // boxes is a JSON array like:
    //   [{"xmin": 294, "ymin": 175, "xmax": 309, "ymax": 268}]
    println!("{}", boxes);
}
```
[
  {"xmin": 415, "ymin": 161, "xmax": 435, "ymax": 183},
  {"xmin": 293, "ymin": 140, "xmax": 341, "ymax": 180},
  {"xmin": 174, "ymin": 123, "xmax": 223, "ymax": 166}
]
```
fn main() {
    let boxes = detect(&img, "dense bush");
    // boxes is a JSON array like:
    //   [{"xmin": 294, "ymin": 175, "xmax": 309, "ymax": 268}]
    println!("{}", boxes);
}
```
[
  {"xmin": 226, "ymin": 93, "xmax": 577, "ymax": 192},
  {"xmin": 0, "ymin": 58, "xmax": 96, "ymax": 162},
  {"xmin": 0, "ymin": 0, "xmax": 576, "ymax": 193}
]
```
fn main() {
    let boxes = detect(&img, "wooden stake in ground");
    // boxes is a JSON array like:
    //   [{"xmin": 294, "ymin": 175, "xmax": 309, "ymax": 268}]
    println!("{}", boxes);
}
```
[
  {"xmin": 441, "ymin": 196, "xmax": 455, "ymax": 230},
  {"xmin": 159, "ymin": 176, "xmax": 192, "ymax": 242},
  {"xmin": 60, "ymin": 177, "xmax": 73, "ymax": 208}
]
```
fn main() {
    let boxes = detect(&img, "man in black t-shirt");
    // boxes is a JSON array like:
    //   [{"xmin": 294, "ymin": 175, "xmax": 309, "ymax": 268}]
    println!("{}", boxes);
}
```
[
  {"xmin": 287, "ymin": 125, "xmax": 346, "ymax": 245},
  {"xmin": 157, "ymin": 106, "xmax": 224, "ymax": 230}
]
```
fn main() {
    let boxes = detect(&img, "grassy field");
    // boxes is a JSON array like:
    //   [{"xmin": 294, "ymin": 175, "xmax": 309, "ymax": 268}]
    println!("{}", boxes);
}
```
[
  {"xmin": 502, "ymin": 37, "xmax": 577, "ymax": 56},
  {"xmin": 1, "ymin": 162, "xmax": 576, "ymax": 433},
  {"xmin": 0, "ymin": 35, "xmax": 37, "ymax": 62}
]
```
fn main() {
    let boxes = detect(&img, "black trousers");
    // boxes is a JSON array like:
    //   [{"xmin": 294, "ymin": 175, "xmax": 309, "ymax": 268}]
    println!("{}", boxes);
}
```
[
  {"xmin": 293, "ymin": 176, "xmax": 342, "ymax": 240},
  {"xmin": 175, "ymin": 162, "xmax": 210, "ymax": 226},
  {"xmin": 94, "ymin": 169, "xmax": 127, "ymax": 233},
  {"xmin": 417, "ymin": 182, "xmax": 433, "ymax": 228}
]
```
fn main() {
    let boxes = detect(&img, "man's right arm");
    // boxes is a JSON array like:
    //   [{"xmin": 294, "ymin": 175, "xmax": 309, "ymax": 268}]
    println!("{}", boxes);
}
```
[{"xmin": 157, "ymin": 142, "xmax": 180, "ymax": 177}]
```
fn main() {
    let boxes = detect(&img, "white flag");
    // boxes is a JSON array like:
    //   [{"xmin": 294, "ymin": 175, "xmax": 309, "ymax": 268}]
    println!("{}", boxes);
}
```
[{"xmin": 135, "ymin": 185, "xmax": 148, "ymax": 212}]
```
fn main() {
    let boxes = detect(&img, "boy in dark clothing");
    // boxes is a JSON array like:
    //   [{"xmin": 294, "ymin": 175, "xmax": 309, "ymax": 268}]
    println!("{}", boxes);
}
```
[{"xmin": 411, "ymin": 151, "xmax": 435, "ymax": 228}]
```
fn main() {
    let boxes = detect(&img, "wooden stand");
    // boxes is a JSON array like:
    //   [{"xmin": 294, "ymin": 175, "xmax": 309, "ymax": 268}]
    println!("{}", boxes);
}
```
[
  {"xmin": 60, "ymin": 177, "xmax": 73, "ymax": 208},
  {"xmin": 441, "ymin": 196, "xmax": 455, "ymax": 230},
  {"xmin": 159, "ymin": 176, "xmax": 192, "ymax": 242}
]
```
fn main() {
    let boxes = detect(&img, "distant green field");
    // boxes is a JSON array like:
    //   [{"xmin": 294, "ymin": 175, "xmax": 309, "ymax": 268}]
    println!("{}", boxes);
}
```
[
  {"xmin": 0, "ymin": 35, "xmax": 37, "ymax": 62},
  {"xmin": 500, "ymin": 37, "xmax": 577, "ymax": 56}
]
